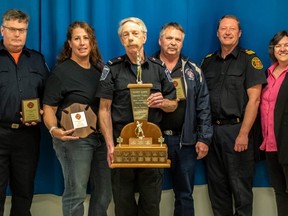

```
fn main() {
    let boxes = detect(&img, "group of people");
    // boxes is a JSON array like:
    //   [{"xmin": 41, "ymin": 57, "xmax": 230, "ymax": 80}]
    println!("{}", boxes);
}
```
[{"xmin": 0, "ymin": 8, "xmax": 287, "ymax": 216}]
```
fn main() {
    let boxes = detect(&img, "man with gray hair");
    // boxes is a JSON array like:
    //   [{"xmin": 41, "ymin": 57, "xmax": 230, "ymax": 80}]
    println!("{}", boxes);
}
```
[
  {"xmin": 0, "ymin": 9, "xmax": 49, "ymax": 216},
  {"xmin": 96, "ymin": 17, "xmax": 177, "ymax": 216}
]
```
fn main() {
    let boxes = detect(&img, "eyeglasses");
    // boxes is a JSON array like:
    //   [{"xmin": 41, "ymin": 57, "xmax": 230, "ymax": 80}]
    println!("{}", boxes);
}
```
[
  {"xmin": 2, "ymin": 25, "xmax": 27, "ymax": 34},
  {"xmin": 274, "ymin": 43, "xmax": 288, "ymax": 50}
]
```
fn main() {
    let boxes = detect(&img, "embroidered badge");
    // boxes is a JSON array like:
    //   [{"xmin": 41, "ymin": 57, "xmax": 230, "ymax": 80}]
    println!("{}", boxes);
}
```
[
  {"xmin": 100, "ymin": 65, "xmax": 110, "ymax": 81},
  {"xmin": 251, "ymin": 57, "xmax": 263, "ymax": 70},
  {"xmin": 164, "ymin": 68, "xmax": 173, "ymax": 82},
  {"xmin": 185, "ymin": 68, "xmax": 194, "ymax": 80}
]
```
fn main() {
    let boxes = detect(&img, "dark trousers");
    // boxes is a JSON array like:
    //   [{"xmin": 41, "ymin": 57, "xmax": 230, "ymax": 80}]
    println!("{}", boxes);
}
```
[
  {"xmin": 111, "ymin": 168, "xmax": 163, "ymax": 216},
  {"xmin": 0, "ymin": 126, "xmax": 40, "ymax": 216},
  {"xmin": 206, "ymin": 124, "xmax": 254, "ymax": 216},
  {"xmin": 164, "ymin": 134, "xmax": 197, "ymax": 216},
  {"xmin": 266, "ymin": 152, "xmax": 288, "ymax": 216}
]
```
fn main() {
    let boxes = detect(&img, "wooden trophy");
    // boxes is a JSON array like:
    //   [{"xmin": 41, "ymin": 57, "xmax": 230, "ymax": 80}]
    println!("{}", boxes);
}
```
[{"xmin": 110, "ymin": 52, "xmax": 170, "ymax": 168}]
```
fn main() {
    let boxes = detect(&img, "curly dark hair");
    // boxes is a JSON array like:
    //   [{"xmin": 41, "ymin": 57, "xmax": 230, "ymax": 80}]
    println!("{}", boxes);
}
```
[{"xmin": 57, "ymin": 21, "xmax": 103, "ymax": 69}]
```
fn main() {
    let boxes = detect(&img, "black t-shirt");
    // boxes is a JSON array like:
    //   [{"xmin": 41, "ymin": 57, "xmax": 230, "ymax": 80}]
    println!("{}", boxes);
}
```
[
  {"xmin": 43, "ymin": 59, "xmax": 101, "ymax": 120},
  {"xmin": 201, "ymin": 46, "xmax": 267, "ymax": 120},
  {"xmin": 95, "ymin": 54, "xmax": 176, "ymax": 136}
]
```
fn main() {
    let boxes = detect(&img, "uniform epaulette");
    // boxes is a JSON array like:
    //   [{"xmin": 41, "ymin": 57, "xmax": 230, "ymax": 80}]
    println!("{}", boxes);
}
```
[
  {"xmin": 149, "ymin": 57, "xmax": 165, "ymax": 67},
  {"xmin": 205, "ymin": 52, "xmax": 215, "ymax": 59},
  {"xmin": 107, "ymin": 56, "xmax": 125, "ymax": 65},
  {"xmin": 243, "ymin": 49, "xmax": 255, "ymax": 55}
]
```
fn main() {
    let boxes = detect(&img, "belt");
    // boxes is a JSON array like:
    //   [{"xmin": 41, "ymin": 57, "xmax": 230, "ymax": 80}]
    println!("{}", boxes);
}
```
[
  {"xmin": 0, "ymin": 122, "xmax": 24, "ymax": 129},
  {"xmin": 163, "ymin": 130, "xmax": 181, "ymax": 136},
  {"xmin": 213, "ymin": 117, "xmax": 242, "ymax": 125}
]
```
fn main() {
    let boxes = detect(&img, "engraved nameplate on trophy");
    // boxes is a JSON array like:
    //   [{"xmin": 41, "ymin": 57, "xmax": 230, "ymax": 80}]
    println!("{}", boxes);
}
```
[
  {"xmin": 128, "ymin": 83, "xmax": 152, "ymax": 120},
  {"xmin": 60, "ymin": 103, "xmax": 97, "ymax": 138},
  {"xmin": 173, "ymin": 77, "xmax": 186, "ymax": 100},
  {"xmin": 22, "ymin": 98, "xmax": 41, "ymax": 123}
]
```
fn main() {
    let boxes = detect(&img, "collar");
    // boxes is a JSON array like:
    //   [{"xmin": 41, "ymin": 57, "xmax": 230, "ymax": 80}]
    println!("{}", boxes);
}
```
[
  {"xmin": 0, "ymin": 40, "xmax": 31, "ymax": 57},
  {"xmin": 216, "ymin": 46, "xmax": 240, "ymax": 60},
  {"xmin": 123, "ymin": 53, "xmax": 149, "ymax": 68}
]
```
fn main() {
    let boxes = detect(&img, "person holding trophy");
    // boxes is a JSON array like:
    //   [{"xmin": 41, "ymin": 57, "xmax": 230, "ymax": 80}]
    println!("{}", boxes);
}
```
[
  {"xmin": 0, "ymin": 9, "xmax": 49, "ymax": 216},
  {"xmin": 152, "ymin": 22, "xmax": 213, "ymax": 216},
  {"xmin": 42, "ymin": 21, "xmax": 111, "ymax": 216},
  {"xmin": 96, "ymin": 17, "xmax": 177, "ymax": 216}
]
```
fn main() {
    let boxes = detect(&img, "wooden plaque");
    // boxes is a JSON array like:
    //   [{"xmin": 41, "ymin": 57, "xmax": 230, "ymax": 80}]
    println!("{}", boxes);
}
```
[
  {"xmin": 22, "ymin": 98, "xmax": 41, "ymax": 123},
  {"xmin": 173, "ymin": 77, "xmax": 186, "ymax": 100},
  {"xmin": 60, "ymin": 103, "xmax": 97, "ymax": 138}
]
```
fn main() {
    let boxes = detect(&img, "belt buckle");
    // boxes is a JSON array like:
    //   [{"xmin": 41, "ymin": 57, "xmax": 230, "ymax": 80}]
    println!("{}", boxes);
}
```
[
  {"xmin": 164, "ymin": 130, "xmax": 173, "ymax": 135},
  {"xmin": 216, "ymin": 120, "xmax": 221, "ymax": 125},
  {"xmin": 11, "ymin": 123, "xmax": 20, "ymax": 129}
]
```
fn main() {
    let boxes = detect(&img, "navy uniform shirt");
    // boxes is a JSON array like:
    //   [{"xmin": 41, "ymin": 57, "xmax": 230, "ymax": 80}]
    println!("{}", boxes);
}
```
[
  {"xmin": 201, "ymin": 46, "xmax": 267, "ymax": 120},
  {"xmin": 0, "ymin": 40, "xmax": 49, "ymax": 123},
  {"xmin": 96, "ymin": 54, "xmax": 176, "ymax": 135}
]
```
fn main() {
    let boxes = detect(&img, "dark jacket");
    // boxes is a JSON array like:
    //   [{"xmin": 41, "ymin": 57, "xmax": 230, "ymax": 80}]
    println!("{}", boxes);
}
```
[
  {"xmin": 152, "ymin": 51, "xmax": 212, "ymax": 146},
  {"xmin": 180, "ymin": 59, "xmax": 213, "ymax": 146},
  {"xmin": 274, "ymin": 72, "xmax": 288, "ymax": 164}
]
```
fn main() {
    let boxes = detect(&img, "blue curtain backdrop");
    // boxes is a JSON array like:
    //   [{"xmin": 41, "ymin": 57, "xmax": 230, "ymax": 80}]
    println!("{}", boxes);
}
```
[{"xmin": 1, "ymin": 0, "xmax": 287, "ymax": 195}]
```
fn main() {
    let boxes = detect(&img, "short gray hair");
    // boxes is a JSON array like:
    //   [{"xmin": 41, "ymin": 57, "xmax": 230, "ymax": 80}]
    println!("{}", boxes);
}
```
[{"xmin": 118, "ymin": 17, "xmax": 147, "ymax": 37}]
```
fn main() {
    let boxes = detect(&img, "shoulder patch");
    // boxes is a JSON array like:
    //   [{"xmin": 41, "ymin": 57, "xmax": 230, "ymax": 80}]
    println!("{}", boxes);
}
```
[
  {"xmin": 251, "ymin": 57, "xmax": 263, "ymax": 70},
  {"xmin": 100, "ymin": 65, "xmax": 110, "ymax": 81},
  {"xmin": 244, "ymin": 49, "xmax": 255, "ymax": 55},
  {"xmin": 107, "ymin": 56, "xmax": 124, "ymax": 65}
]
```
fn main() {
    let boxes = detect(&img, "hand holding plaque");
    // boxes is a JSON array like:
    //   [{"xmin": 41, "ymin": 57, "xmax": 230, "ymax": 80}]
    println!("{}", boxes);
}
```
[{"xmin": 22, "ymin": 98, "xmax": 41, "ymax": 123}]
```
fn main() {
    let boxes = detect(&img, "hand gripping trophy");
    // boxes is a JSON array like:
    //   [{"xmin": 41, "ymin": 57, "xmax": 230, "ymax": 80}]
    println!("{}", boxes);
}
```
[{"xmin": 111, "ymin": 51, "xmax": 170, "ymax": 168}]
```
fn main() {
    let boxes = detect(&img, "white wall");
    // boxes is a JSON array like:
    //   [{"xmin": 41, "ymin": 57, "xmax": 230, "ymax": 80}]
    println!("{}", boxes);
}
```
[{"xmin": 4, "ymin": 185, "xmax": 277, "ymax": 216}]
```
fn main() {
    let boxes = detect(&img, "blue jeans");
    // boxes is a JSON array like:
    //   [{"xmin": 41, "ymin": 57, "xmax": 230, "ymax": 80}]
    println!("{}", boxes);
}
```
[
  {"xmin": 53, "ymin": 133, "xmax": 112, "ymax": 216},
  {"xmin": 164, "ymin": 134, "xmax": 197, "ymax": 216}
]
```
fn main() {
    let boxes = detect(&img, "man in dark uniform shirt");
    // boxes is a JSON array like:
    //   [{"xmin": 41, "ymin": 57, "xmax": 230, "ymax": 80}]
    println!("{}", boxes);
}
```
[
  {"xmin": 0, "ymin": 9, "xmax": 49, "ymax": 216},
  {"xmin": 96, "ymin": 17, "xmax": 177, "ymax": 216},
  {"xmin": 201, "ymin": 15, "xmax": 266, "ymax": 216},
  {"xmin": 153, "ymin": 22, "xmax": 212, "ymax": 216}
]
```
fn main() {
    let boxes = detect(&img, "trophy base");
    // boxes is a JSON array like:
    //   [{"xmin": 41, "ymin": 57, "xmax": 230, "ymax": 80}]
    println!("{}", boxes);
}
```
[{"xmin": 111, "ymin": 144, "xmax": 171, "ymax": 168}]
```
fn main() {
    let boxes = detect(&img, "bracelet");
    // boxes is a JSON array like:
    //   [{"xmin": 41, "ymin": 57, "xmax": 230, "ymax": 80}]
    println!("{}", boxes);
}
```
[{"xmin": 49, "ymin": 126, "xmax": 58, "ymax": 137}]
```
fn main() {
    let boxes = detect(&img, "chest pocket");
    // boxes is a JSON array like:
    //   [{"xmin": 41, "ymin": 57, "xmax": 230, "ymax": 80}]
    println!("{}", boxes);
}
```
[
  {"xmin": 0, "ymin": 67, "xmax": 9, "ymax": 88},
  {"xmin": 225, "ymin": 69, "xmax": 244, "ymax": 90},
  {"xmin": 27, "ymin": 69, "xmax": 45, "ymax": 89},
  {"xmin": 204, "ymin": 70, "xmax": 219, "ymax": 91}
]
